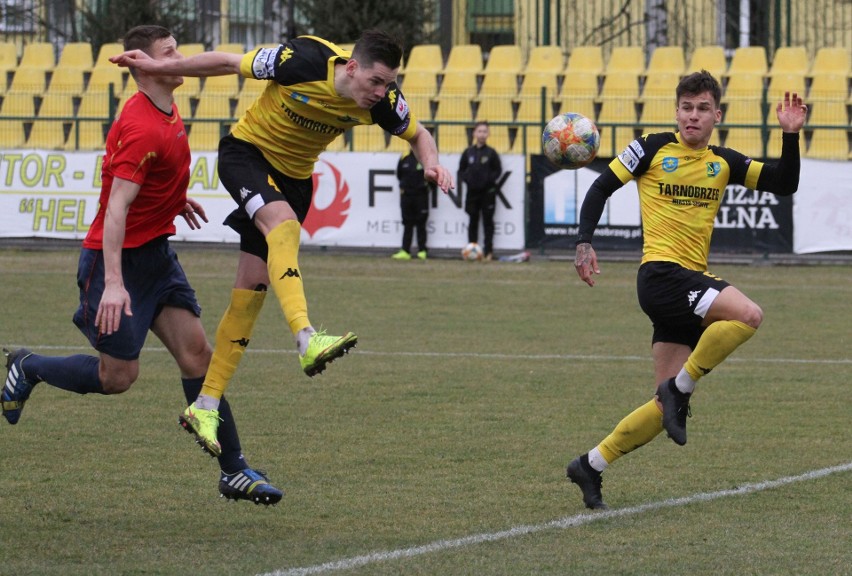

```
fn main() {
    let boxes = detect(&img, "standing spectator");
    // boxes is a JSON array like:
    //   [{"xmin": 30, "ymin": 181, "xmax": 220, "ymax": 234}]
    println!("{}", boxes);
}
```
[
  {"xmin": 459, "ymin": 121, "xmax": 502, "ymax": 260},
  {"xmin": 392, "ymin": 150, "xmax": 433, "ymax": 260}
]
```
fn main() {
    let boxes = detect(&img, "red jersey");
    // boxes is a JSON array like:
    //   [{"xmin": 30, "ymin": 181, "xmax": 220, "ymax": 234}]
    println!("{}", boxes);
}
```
[{"xmin": 83, "ymin": 92, "xmax": 190, "ymax": 249}]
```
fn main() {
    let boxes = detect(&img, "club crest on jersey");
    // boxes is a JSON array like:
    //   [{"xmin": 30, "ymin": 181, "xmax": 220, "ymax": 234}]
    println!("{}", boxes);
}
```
[
  {"xmin": 706, "ymin": 161, "xmax": 721, "ymax": 177},
  {"xmin": 662, "ymin": 157, "xmax": 679, "ymax": 172},
  {"xmin": 290, "ymin": 91, "xmax": 309, "ymax": 103}
]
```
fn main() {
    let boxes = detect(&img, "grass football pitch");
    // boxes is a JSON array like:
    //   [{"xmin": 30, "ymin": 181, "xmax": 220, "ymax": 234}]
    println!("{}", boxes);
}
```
[{"xmin": 0, "ymin": 246, "xmax": 849, "ymax": 576}]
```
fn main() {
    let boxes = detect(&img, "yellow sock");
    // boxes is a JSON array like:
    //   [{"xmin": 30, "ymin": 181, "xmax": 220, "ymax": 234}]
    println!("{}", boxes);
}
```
[
  {"xmin": 597, "ymin": 399, "xmax": 664, "ymax": 464},
  {"xmin": 684, "ymin": 320, "xmax": 756, "ymax": 381},
  {"xmin": 201, "ymin": 288, "xmax": 266, "ymax": 399},
  {"xmin": 266, "ymin": 220, "xmax": 312, "ymax": 335}
]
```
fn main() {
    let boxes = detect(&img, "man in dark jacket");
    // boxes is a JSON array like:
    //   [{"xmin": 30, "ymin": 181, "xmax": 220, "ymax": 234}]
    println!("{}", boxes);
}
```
[{"xmin": 392, "ymin": 150, "xmax": 433, "ymax": 260}]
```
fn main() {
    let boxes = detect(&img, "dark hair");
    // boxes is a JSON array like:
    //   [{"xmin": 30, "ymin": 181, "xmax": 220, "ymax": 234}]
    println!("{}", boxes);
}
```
[
  {"xmin": 351, "ymin": 29, "xmax": 403, "ymax": 69},
  {"xmin": 676, "ymin": 70, "xmax": 722, "ymax": 107},
  {"xmin": 473, "ymin": 120, "xmax": 489, "ymax": 130},
  {"xmin": 122, "ymin": 25, "xmax": 173, "ymax": 53}
]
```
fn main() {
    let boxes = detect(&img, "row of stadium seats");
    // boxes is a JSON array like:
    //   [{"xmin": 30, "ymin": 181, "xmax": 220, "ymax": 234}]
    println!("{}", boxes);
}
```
[
  {"xmin": 404, "ymin": 44, "xmax": 851, "ymax": 79},
  {"xmin": 0, "ymin": 40, "xmax": 244, "ymax": 75}
]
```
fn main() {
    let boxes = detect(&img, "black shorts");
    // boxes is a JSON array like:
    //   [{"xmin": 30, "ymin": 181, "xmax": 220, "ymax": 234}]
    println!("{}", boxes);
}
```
[
  {"xmin": 400, "ymin": 191, "xmax": 429, "ymax": 223},
  {"xmin": 636, "ymin": 261, "xmax": 730, "ymax": 349},
  {"xmin": 218, "ymin": 135, "xmax": 313, "ymax": 261},
  {"xmin": 73, "ymin": 237, "xmax": 201, "ymax": 360}
]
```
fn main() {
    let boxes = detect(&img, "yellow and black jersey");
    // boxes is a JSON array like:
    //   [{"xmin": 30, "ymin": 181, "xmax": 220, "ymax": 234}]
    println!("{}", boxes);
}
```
[
  {"xmin": 578, "ymin": 131, "xmax": 801, "ymax": 271},
  {"xmin": 232, "ymin": 35, "xmax": 418, "ymax": 179}
]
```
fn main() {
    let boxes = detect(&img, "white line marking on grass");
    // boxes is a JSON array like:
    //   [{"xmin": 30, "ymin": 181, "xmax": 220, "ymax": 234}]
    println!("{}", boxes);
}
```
[
  {"xmin": 257, "ymin": 462, "xmax": 852, "ymax": 576},
  {"xmin": 15, "ymin": 345, "xmax": 852, "ymax": 365}
]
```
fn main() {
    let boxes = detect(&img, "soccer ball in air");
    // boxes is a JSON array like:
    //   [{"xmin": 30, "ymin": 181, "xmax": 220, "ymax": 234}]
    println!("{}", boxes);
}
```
[
  {"xmin": 461, "ymin": 242, "xmax": 483, "ymax": 261},
  {"xmin": 541, "ymin": 112, "xmax": 600, "ymax": 169}
]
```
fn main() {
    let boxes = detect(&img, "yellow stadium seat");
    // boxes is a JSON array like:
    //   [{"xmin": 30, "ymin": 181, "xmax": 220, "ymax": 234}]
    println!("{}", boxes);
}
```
[
  {"xmin": 405, "ymin": 93, "xmax": 433, "ymax": 122},
  {"xmin": 188, "ymin": 121, "xmax": 228, "ymax": 150},
  {"xmin": 385, "ymin": 135, "xmax": 410, "ymax": 154},
  {"xmin": 172, "ymin": 92, "xmax": 194, "ymax": 118},
  {"xmin": 766, "ymin": 72, "xmax": 806, "ymax": 102},
  {"xmin": 525, "ymin": 46, "xmax": 563, "ymax": 74},
  {"xmin": 433, "ymin": 96, "xmax": 473, "ymax": 152},
  {"xmin": 70, "ymin": 92, "xmax": 113, "ymax": 150},
  {"xmin": 404, "ymin": 44, "xmax": 443, "ymax": 74},
  {"xmin": 478, "ymin": 71, "xmax": 518, "ymax": 99},
  {"xmin": 87, "ymin": 67, "xmax": 125, "ymax": 95},
  {"xmin": 806, "ymin": 128, "xmax": 848, "ymax": 160},
  {"xmin": 38, "ymin": 92, "xmax": 74, "ymax": 118},
  {"xmin": 19, "ymin": 42, "xmax": 55, "ymax": 71},
  {"xmin": 605, "ymin": 46, "xmax": 645, "ymax": 76},
  {"xmin": 554, "ymin": 70, "xmax": 598, "ymax": 120},
  {"xmin": 807, "ymin": 74, "xmax": 848, "ymax": 125},
  {"xmin": 686, "ymin": 46, "xmax": 727, "ymax": 78},
  {"xmin": 400, "ymin": 70, "xmax": 438, "ymax": 98},
  {"xmin": 723, "ymin": 98, "xmax": 763, "ymax": 124},
  {"xmin": 768, "ymin": 46, "xmax": 808, "ymax": 77},
  {"xmin": 0, "ymin": 41, "xmax": 18, "ymax": 74},
  {"xmin": 810, "ymin": 47, "xmax": 851, "ymax": 76},
  {"xmin": 565, "ymin": 46, "xmax": 604, "ymax": 76},
  {"xmin": 724, "ymin": 128, "xmax": 765, "ymax": 157},
  {"xmin": 179, "ymin": 43, "xmax": 205, "ymax": 57},
  {"xmin": 437, "ymin": 71, "xmax": 478, "ymax": 99},
  {"xmin": 444, "ymin": 44, "xmax": 483, "ymax": 73},
  {"xmin": 640, "ymin": 95, "xmax": 676, "ymax": 131},
  {"xmin": 194, "ymin": 94, "xmax": 233, "ymax": 119},
  {"xmin": 727, "ymin": 46, "xmax": 767, "ymax": 77},
  {"xmin": 641, "ymin": 72, "xmax": 680, "ymax": 99},
  {"xmin": 201, "ymin": 75, "xmax": 239, "ymax": 98},
  {"xmin": 599, "ymin": 73, "xmax": 639, "ymax": 100},
  {"xmin": 351, "ymin": 124, "xmax": 388, "ymax": 151},
  {"xmin": 175, "ymin": 76, "xmax": 201, "ymax": 97},
  {"xmin": 0, "ymin": 93, "xmax": 35, "ymax": 147},
  {"xmin": 214, "ymin": 43, "xmax": 245, "ymax": 54},
  {"xmin": 8, "ymin": 67, "xmax": 46, "ymax": 94},
  {"xmin": 723, "ymin": 73, "xmax": 764, "ymax": 100},
  {"xmin": 26, "ymin": 119, "xmax": 68, "ymax": 149},
  {"xmin": 94, "ymin": 43, "xmax": 124, "ymax": 68},
  {"xmin": 474, "ymin": 99, "xmax": 513, "ymax": 153},
  {"xmin": 57, "ymin": 42, "xmax": 93, "ymax": 70},
  {"xmin": 646, "ymin": 46, "xmax": 685, "ymax": 75},
  {"xmin": 518, "ymin": 70, "xmax": 558, "ymax": 99},
  {"xmin": 47, "ymin": 67, "xmax": 85, "ymax": 96},
  {"xmin": 484, "ymin": 45, "xmax": 523, "ymax": 74}
]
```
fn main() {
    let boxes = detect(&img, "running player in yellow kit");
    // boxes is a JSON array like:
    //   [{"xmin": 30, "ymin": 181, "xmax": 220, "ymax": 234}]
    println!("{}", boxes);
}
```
[
  {"xmin": 112, "ymin": 30, "xmax": 454, "ymax": 458},
  {"xmin": 565, "ymin": 70, "xmax": 807, "ymax": 509}
]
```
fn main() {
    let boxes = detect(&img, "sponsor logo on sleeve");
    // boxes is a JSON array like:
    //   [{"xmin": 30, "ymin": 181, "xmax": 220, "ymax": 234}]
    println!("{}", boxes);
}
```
[
  {"xmin": 617, "ymin": 139, "xmax": 644, "ymax": 173},
  {"xmin": 394, "ymin": 93, "xmax": 410, "ymax": 121},
  {"xmin": 252, "ymin": 47, "xmax": 278, "ymax": 78}
]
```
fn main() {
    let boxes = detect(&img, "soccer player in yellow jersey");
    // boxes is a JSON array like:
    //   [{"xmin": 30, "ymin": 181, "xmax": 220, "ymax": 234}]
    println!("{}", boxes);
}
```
[
  {"xmin": 112, "ymin": 30, "xmax": 455, "ymax": 457},
  {"xmin": 565, "ymin": 70, "xmax": 807, "ymax": 509}
]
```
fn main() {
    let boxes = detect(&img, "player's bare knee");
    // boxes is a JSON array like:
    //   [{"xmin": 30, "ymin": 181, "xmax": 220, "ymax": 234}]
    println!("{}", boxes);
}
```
[
  {"xmin": 100, "ymin": 373, "xmax": 137, "ymax": 394},
  {"xmin": 741, "ymin": 302, "xmax": 763, "ymax": 329}
]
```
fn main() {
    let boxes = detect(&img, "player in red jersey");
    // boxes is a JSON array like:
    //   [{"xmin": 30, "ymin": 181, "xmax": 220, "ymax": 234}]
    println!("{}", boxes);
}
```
[{"xmin": 2, "ymin": 25, "xmax": 282, "ymax": 505}]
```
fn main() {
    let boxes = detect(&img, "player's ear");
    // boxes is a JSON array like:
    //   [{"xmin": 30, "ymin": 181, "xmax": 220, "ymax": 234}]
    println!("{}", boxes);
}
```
[{"xmin": 345, "ymin": 58, "xmax": 358, "ymax": 76}]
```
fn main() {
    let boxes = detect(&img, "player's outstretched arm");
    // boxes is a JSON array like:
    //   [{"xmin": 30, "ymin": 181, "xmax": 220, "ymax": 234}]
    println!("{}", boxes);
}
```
[
  {"xmin": 110, "ymin": 50, "xmax": 241, "ymax": 77},
  {"xmin": 574, "ymin": 242, "xmax": 600, "ymax": 287},
  {"xmin": 408, "ymin": 124, "xmax": 455, "ymax": 193},
  {"xmin": 776, "ymin": 91, "xmax": 807, "ymax": 133}
]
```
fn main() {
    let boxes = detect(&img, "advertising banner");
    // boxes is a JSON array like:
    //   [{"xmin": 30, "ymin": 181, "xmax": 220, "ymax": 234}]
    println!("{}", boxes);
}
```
[{"xmin": 0, "ymin": 149, "xmax": 527, "ymax": 251}]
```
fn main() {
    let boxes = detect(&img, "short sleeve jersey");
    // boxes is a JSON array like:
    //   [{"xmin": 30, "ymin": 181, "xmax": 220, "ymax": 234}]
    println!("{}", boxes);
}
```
[
  {"xmin": 84, "ymin": 93, "xmax": 190, "ymax": 249},
  {"xmin": 232, "ymin": 35, "xmax": 418, "ymax": 179},
  {"xmin": 610, "ymin": 132, "xmax": 765, "ymax": 270}
]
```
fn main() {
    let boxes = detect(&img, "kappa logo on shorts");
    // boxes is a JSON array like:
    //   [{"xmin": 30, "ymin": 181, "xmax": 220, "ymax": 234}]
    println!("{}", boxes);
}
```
[
  {"xmin": 687, "ymin": 290, "xmax": 701, "ymax": 305},
  {"xmin": 239, "ymin": 187, "xmax": 251, "ymax": 201}
]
